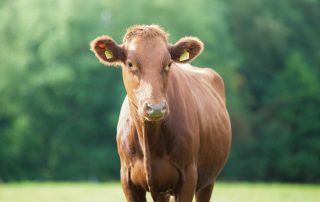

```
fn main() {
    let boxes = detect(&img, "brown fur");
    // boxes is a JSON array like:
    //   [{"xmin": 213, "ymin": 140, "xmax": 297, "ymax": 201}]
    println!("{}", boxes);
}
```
[
  {"xmin": 90, "ymin": 36, "xmax": 125, "ymax": 66},
  {"xmin": 169, "ymin": 36, "xmax": 204, "ymax": 63},
  {"xmin": 123, "ymin": 24, "xmax": 169, "ymax": 43},
  {"xmin": 90, "ymin": 25, "xmax": 231, "ymax": 202}
]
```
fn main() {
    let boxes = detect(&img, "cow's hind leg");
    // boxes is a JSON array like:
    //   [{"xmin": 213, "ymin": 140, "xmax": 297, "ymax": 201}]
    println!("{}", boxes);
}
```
[{"xmin": 195, "ymin": 183, "xmax": 214, "ymax": 202}]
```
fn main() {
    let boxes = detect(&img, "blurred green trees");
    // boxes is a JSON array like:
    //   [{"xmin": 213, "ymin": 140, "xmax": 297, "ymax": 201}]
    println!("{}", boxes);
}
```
[
  {"xmin": 0, "ymin": 0, "xmax": 319, "ymax": 182},
  {"xmin": 222, "ymin": 0, "xmax": 320, "ymax": 182}
]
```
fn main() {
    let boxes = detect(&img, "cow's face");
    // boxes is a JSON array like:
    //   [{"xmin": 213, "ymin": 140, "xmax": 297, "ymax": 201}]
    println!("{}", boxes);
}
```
[
  {"xmin": 90, "ymin": 25, "xmax": 203, "ymax": 121},
  {"xmin": 121, "ymin": 37, "xmax": 171, "ymax": 121}
]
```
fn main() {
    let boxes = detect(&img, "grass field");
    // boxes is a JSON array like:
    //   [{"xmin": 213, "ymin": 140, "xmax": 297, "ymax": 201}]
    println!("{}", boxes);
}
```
[{"xmin": 0, "ymin": 182, "xmax": 319, "ymax": 202}]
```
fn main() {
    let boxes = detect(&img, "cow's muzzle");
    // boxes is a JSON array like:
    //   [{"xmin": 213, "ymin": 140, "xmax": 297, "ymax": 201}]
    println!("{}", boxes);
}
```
[{"xmin": 142, "ymin": 101, "xmax": 168, "ymax": 121}]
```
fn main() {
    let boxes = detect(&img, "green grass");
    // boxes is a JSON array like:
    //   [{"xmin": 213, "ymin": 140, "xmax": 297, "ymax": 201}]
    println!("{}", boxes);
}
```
[{"xmin": 0, "ymin": 182, "xmax": 319, "ymax": 202}]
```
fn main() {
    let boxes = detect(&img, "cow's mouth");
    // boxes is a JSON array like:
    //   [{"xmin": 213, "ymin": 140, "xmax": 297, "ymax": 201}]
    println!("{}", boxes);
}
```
[{"xmin": 144, "ymin": 114, "xmax": 166, "ymax": 122}]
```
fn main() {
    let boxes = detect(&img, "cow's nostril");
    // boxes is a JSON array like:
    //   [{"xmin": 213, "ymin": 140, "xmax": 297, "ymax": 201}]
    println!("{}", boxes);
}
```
[
  {"xmin": 161, "ymin": 102, "xmax": 167, "ymax": 112},
  {"xmin": 146, "ymin": 103, "xmax": 153, "ymax": 112}
]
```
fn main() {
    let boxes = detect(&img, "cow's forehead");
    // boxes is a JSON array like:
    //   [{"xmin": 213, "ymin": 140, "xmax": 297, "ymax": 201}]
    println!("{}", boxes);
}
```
[
  {"xmin": 125, "ymin": 37, "xmax": 169, "ymax": 64},
  {"xmin": 126, "ymin": 36, "xmax": 166, "ymax": 50},
  {"xmin": 123, "ymin": 24, "xmax": 169, "ymax": 44}
]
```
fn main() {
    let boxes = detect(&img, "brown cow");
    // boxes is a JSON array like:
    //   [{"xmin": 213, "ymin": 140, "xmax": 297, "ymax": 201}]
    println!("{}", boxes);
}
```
[{"xmin": 90, "ymin": 25, "xmax": 231, "ymax": 202}]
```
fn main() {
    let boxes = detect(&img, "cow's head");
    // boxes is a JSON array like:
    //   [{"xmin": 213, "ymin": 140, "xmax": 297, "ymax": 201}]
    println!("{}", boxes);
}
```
[{"xmin": 90, "ymin": 25, "xmax": 203, "ymax": 122}]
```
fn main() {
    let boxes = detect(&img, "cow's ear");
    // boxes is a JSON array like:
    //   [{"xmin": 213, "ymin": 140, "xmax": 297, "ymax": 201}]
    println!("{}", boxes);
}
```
[
  {"xmin": 169, "ymin": 37, "xmax": 204, "ymax": 63},
  {"xmin": 90, "ymin": 36, "xmax": 125, "ymax": 66}
]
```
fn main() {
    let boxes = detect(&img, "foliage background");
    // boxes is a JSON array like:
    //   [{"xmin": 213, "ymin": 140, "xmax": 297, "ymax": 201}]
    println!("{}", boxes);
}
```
[{"xmin": 0, "ymin": 0, "xmax": 319, "ymax": 182}]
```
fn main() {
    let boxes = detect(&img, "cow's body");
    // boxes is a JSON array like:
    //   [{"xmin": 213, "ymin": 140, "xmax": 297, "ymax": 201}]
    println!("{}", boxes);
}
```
[
  {"xmin": 90, "ymin": 25, "xmax": 231, "ymax": 202},
  {"xmin": 117, "ymin": 63, "xmax": 231, "ymax": 201}
]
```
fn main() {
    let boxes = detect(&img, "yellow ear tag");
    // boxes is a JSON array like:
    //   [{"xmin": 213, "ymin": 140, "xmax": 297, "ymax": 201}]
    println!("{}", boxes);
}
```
[
  {"xmin": 104, "ymin": 49, "xmax": 113, "ymax": 59},
  {"xmin": 179, "ymin": 50, "xmax": 189, "ymax": 61}
]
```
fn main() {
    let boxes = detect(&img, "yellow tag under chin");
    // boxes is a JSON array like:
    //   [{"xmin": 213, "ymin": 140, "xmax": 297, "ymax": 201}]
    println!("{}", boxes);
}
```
[
  {"xmin": 179, "ymin": 50, "xmax": 189, "ymax": 61},
  {"xmin": 104, "ymin": 49, "xmax": 113, "ymax": 59}
]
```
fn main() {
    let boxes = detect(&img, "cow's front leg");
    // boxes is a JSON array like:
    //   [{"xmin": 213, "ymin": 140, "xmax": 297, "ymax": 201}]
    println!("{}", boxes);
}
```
[
  {"xmin": 121, "ymin": 166, "xmax": 146, "ymax": 202},
  {"xmin": 175, "ymin": 165, "xmax": 197, "ymax": 202}
]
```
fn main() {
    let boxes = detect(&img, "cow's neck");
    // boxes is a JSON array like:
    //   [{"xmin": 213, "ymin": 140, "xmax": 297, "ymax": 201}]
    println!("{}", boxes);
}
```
[{"xmin": 129, "ymin": 101, "xmax": 163, "ymax": 190}]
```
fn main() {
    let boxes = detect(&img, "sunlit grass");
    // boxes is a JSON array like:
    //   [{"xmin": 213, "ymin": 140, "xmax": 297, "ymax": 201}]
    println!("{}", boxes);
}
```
[
  {"xmin": 0, "ymin": 182, "xmax": 319, "ymax": 202},
  {"xmin": 214, "ymin": 183, "xmax": 320, "ymax": 202}
]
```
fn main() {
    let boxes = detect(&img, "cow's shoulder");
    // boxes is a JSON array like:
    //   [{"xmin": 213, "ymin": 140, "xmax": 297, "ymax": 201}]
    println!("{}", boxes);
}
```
[
  {"xmin": 176, "ymin": 64, "xmax": 226, "ymax": 103},
  {"xmin": 116, "ymin": 97, "xmax": 141, "ymax": 162},
  {"xmin": 117, "ymin": 96, "xmax": 131, "ymax": 136},
  {"xmin": 202, "ymin": 67, "xmax": 226, "ymax": 103}
]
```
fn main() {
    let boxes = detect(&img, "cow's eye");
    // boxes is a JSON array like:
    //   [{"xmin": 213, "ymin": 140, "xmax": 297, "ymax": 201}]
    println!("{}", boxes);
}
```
[
  {"xmin": 128, "ymin": 62, "xmax": 133, "ymax": 69},
  {"xmin": 127, "ymin": 61, "xmax": 135, "ymax": 71},
  {"xmin": 127, "ymin": 61, "xmax": 139, "ymax": 74},
  {"xmin": 164, "ymin": 62, "xmax": 172, "ymax": 72}
]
